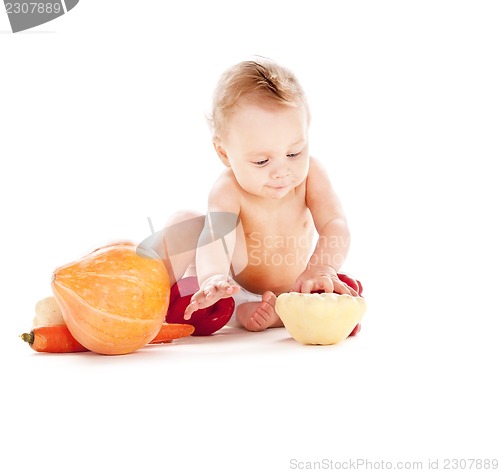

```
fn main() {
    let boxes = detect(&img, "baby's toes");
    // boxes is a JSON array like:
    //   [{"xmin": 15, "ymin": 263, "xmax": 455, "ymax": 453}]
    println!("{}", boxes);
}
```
[
  {"xmin": 261, "ymin": 291, "xmax": 277, "ymax": 307},
  {"xmin": 246, "ymin": 313, "xmax": 267, "ymax": 331},
  {"xmin": 252, "ymin": 307, "xmax": 269, "ymax": 329}
]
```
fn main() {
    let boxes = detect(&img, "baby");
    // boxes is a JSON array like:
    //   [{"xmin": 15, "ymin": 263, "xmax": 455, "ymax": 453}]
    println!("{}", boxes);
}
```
[{"xmin": 160, "ymin": 58, "xmax": 358, "ymax": 332}]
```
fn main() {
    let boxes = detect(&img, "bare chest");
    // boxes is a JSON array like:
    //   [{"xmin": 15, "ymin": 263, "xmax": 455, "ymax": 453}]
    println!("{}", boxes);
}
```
[{"xmin": 232, "ymin": 191, "xmax": 316, "ymax": 294}]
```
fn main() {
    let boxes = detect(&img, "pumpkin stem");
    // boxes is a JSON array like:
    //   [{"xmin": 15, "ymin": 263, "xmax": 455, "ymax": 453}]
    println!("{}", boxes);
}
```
[{"xmin": 20, "ymin": 332, "xmax": 34, "ymax": 345}]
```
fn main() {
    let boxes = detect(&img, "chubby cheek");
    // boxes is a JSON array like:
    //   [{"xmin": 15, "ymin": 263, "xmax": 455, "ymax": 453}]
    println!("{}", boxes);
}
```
[
  {"xmin": 240, "ymin": 170, "xmax": 264, "ymax": 193},
  {"xmin": 293, "ymin": 156, "xmax": 310, "ymax": 183},
  {"xmin": 229, "ymin": 162, "xmax": 258, "ymax": 190}
]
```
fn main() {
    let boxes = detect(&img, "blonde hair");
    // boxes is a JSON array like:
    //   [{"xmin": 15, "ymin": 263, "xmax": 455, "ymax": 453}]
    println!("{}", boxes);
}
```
[{"xmin": 208, "ymin": 57, "xmax": 310, "ymax": 140}]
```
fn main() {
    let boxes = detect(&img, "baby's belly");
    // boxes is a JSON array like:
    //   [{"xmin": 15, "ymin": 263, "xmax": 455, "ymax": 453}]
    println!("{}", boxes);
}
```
[{"xmin": 233, "ymin": 232, "xmax": 315, "ymax": 295}]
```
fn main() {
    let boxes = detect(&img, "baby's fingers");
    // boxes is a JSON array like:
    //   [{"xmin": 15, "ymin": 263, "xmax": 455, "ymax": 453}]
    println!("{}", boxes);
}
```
[
  {"xmin": 184, "ymin": 298, "xmax": 200, "ymax": 320},
  {"xmin": 184, "ymin": 289, "xmax": 209, "ymax": 319},
  {"xmin": 296, "ymin": 277, "xmax": 358, "ymax": 296},
  {"xmin": 332, "ymin": 278, "xmax": 358, "ymax": 296},
  {"xmin": 184, "ymin": 283, "xmax": 240, "ymax": 320},
  {"xmin": 220, "ymin": 281, "xmax": 238, "ymax": 294},
  {"xmin": 298, "ymin": 277, "xmax": 333, "ymax": 294},
  {"xmin": 207, "ymin": 281, "xmax": 239, "ymax": 298}
]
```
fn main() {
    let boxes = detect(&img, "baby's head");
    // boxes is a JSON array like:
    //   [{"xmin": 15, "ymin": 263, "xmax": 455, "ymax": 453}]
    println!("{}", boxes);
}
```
[
  {"xmin": 208, "ymin": 57, "xmax": 310, "ymax": 142},
  {"xmin": 209, "ymin": 58, "xmax": 311, "ymax": 199}
]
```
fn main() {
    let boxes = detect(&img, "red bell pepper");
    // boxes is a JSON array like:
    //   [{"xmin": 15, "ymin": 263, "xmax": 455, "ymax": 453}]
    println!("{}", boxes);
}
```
[{"xmin": 166, "ymin": 277, "xmax": 235, "ymax": 336}]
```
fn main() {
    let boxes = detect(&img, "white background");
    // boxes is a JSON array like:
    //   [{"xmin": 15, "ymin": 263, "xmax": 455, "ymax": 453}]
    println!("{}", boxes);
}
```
[{"xmin": 1, "ymin": 1, "xmax": 499, "ymax": 472}]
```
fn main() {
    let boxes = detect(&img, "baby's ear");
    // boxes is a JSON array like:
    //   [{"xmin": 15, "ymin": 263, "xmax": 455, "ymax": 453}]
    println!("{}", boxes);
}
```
[{"xmin": 213, "ymin": 142, "xmax": 231, "ymax": 167}]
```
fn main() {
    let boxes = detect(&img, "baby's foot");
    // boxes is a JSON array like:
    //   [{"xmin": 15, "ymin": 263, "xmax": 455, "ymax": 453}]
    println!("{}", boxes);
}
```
[{"xmin": 236, "ymin": 291, "xmax": 283, "ymax": 332}]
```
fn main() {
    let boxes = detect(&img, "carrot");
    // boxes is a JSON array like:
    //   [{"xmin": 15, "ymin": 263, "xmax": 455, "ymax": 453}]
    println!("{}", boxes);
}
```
[
  {"xmin": 149, "ymin": 323, "xmax": 195, "ymax": 344},
  {"xmin": 21, "ymin": 325, "xmax": 88, "ymax": 353},
  {"xmin": 21, "ymin": 323, "xmax": 195, "ymax": 353}
]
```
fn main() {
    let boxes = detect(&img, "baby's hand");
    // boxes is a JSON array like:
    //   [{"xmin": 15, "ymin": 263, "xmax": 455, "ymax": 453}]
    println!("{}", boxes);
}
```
[
  {"xmin": 292, "ymin": 266, "xmax": 358, "ymax": 296},
  {"xmin": 184, "ymin": 275, "xmax": 240, "ymax": 320}
]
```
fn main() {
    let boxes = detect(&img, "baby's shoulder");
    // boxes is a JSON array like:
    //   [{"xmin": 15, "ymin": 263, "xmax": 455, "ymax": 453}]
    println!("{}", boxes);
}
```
[
  {"xmin": 304, "ymin": 156, "xmax": 337, "ymax": 200},
  {"xmin": 307, "ymin": 156, "xmax": 327, "ymax": 176},
  {"xmin": 208, "ymin": 169, "xmax": 241, "ymax": 212},
  {"xmin": 211, "ymin": 168, "xmax": 239, "ymax": 194}
]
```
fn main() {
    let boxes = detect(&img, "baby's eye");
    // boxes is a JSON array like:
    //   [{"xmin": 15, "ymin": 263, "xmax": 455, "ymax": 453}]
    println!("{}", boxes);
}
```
[
  {"xmin": 286, "ymin": 152, "xmax": 301, "ymax": 159},
  {"xmin": 253, "ymin": 159, "xmax": 269, "ymax": 166}
]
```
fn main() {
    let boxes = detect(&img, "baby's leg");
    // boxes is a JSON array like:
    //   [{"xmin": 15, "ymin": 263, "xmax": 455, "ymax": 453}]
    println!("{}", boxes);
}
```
[
  {"xmin": 236, "ymin": 291, "xmax": 283, "ymax": 332},
  {"xmin": 147, "ymin": 210, "xmax": 205, "ymax": 285}
]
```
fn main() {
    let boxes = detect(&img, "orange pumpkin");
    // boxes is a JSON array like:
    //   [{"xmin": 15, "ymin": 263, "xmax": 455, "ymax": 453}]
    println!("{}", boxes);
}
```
[{"xmin": 51, "ymin": 242, "xmax": 170, "ymax": 355}]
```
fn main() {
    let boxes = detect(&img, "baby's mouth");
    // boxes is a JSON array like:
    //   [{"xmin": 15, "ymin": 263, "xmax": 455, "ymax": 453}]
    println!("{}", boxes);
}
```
[{"xmin": 269, "ymin": 182, "xmax": 291, "ymax": 189}]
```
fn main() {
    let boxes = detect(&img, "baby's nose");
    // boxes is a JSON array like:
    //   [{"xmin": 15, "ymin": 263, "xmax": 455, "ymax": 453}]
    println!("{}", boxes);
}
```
[{"xmin": 270, "ymin": 163, "xmax": 291, "ymax": 179}]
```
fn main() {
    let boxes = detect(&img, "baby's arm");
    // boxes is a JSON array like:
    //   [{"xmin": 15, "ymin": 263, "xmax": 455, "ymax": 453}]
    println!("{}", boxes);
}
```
[
  {"xmin": 184, "ymin": 174, "xmax": 241, "ymax": 319},
  {"xmin": 292, "ymin": 158, "xmax": 358, "ymax": 296}
]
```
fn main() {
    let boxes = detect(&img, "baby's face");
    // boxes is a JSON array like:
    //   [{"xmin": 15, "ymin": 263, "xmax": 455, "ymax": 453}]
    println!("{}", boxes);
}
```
[{"xmin": 218, "ymin": 101, "xmax": 309, "ymax": 199}]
